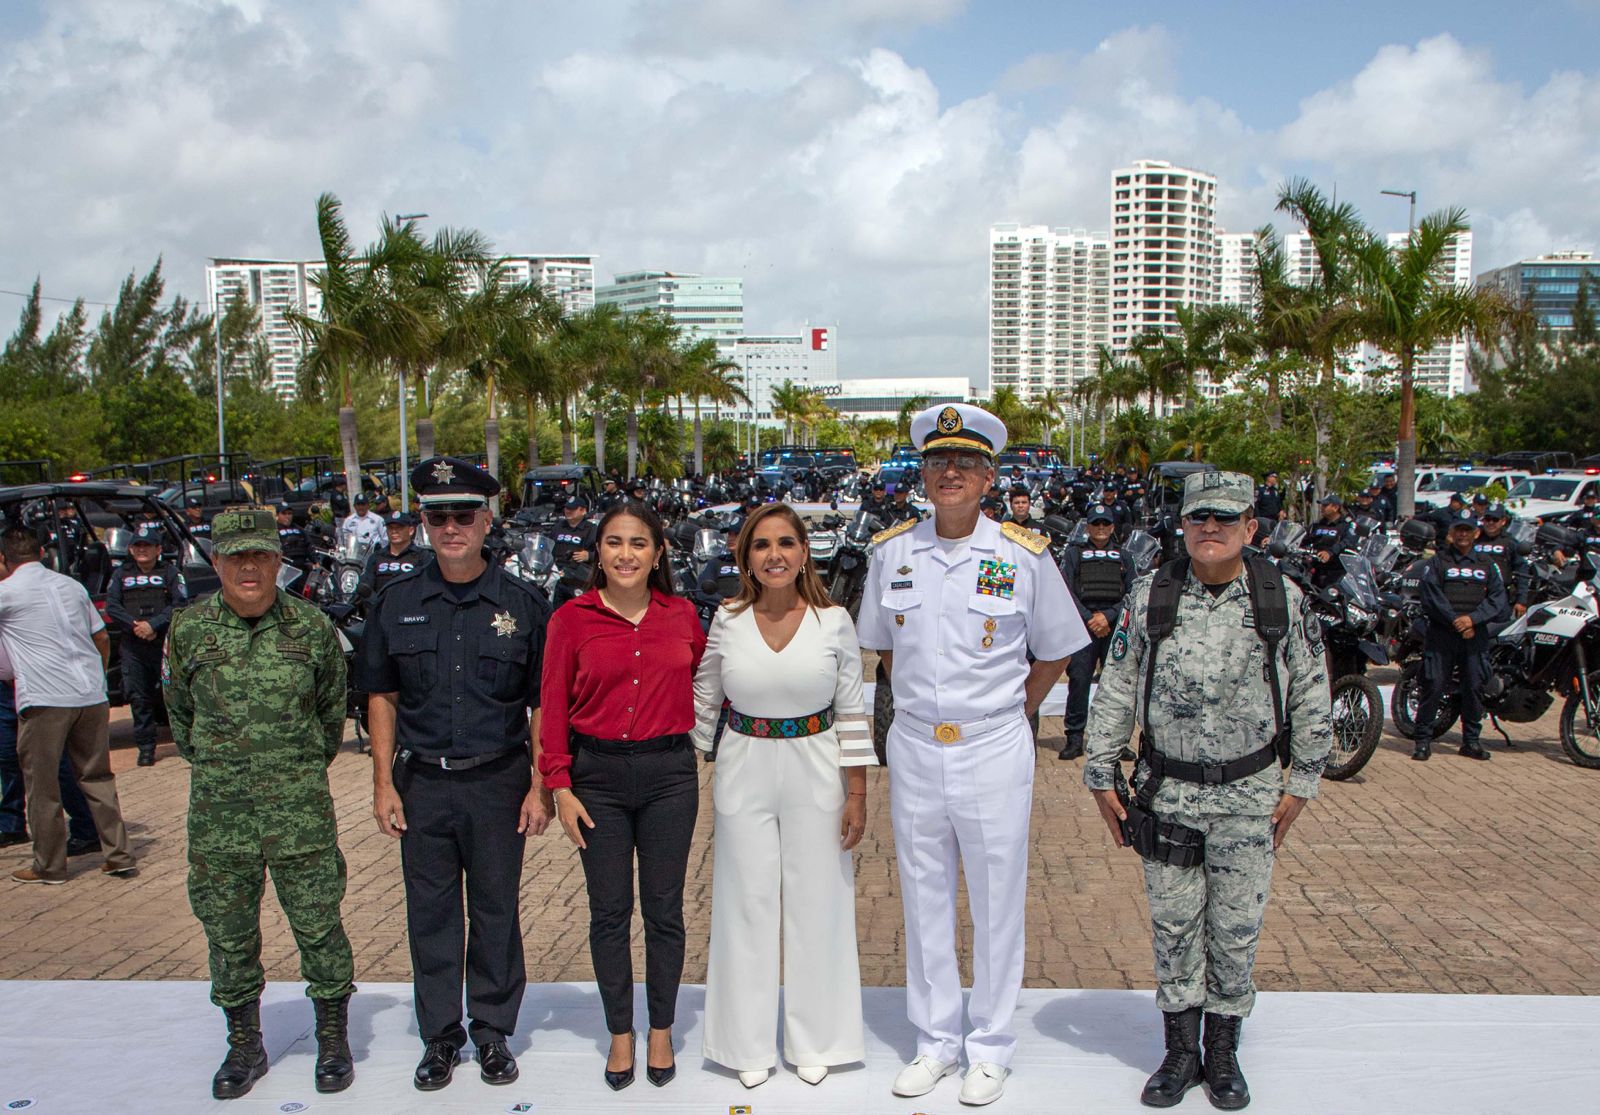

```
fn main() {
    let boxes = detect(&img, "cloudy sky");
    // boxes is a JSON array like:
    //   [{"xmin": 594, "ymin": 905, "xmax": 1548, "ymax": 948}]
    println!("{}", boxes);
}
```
[{"xmin": 3, "ymin": 0, "xmax": 1598, "ymax": 386}]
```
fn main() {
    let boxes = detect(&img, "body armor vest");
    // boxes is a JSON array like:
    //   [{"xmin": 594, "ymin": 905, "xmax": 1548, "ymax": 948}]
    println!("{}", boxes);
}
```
[
  {"xmin": 1440, "ymin": 555, "xmax": 1491, "ymax": 615},
  {"xmin": 116, "ymin": 565, "xmax": 173, "ymax": 618},
  {"xmin": 1471, "ymin": 539, "xmax": 1513, "ymax": 583},
  {"xmin": 1311, "ymin": 522, "xmax": 1345, "ymax": 548},
  {"xmin": 373, "ymin": 553, "xmax": 422, "ymax": 588},
  {"xmin": 187, "ymin": 520, "xmax": 211, "ymax": 539},
  {"xmin": 1075, "ymin": 549, "xmax": 1126, "ymax": 607}
]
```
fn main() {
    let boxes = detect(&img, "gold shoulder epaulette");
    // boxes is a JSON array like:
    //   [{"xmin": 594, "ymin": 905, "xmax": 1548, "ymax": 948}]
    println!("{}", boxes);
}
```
[
  {"xmin": 1001, "ymin": 520, "xmax": 1049, "ymax": 554},
  {"xmin": 872, "ymin": 517, "xmax": 917, "ymax": 545}
]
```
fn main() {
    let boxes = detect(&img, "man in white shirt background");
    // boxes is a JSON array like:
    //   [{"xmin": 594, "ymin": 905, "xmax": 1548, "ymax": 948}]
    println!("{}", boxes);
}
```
[
  {"xmin": 340, "ymin": 492, "xmax": 386, "ymax": 552},
  {"xmin": 0, "ymin": 526, "xmax": 136, "ymax": 883}
]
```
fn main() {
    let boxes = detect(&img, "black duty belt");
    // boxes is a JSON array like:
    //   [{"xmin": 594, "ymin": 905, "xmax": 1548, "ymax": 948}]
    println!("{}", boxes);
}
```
[
  {"xmin": 398, "ymin": 743, "xmax": 527, "ymax": 771},
  {"xmin": 571, "ymin": 731, "xmax": 687, "ymax": 755},
  {"xmin": 1146, "ymin": 741, "xmax": 1278, "ymax": 786}
]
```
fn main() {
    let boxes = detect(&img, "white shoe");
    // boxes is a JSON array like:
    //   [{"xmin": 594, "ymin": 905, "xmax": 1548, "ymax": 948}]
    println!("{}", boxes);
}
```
[
  {"xmin": 892, "ymin": 1055, "xmax": 958, "ymax": 1097},
  {"xmin": 959, "ymin": 1061, "xmax": 1008, "ymax": 1106},
  {"xmin": 738, "ymin": 1069, "xmax": 769, "ymax": 1089},
  {"xmin": 796, "ymin": 1065, "xmax": 828, "ymax": 1085}
]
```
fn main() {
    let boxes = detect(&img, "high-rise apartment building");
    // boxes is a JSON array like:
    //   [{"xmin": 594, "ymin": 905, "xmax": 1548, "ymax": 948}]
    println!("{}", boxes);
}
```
[
  {"xmin": 496, "ymin": 254, "xmax": 597, "ymax": 316},
  {"xmin": 1215, "ymin": 230, "xmax": 1262, "ymax": 309},
  {"xmin": 1108, "ymin": 160, "xmax": 1218, "ymax": 357},
  {"xmin": 205, "ymin": 259, "xmax": 327, "ymax": 397},
  {"xmin": 988, "ymin": 224, "xmax": 1109, "ymax": 401},
  {"xmin": 595, "ymin": 270, "xmax": 744, "ymax": 351},
  {"xmin": 1477, "ymin": 250, "xmax": 1600, "ymax": 332},
  {"xmin": 729, "ymin": 326, "xmax": 840, "ymax": 423}
]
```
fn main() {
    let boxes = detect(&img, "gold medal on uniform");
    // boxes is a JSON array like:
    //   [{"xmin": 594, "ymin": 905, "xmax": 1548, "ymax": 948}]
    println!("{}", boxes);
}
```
[
  {"xmin": 895, "ymin": 614, "xmax": 905, "ymax": 626},
  {"xmin": 982, "ymin": 617, "xmax": 996, "ymax": 648}
]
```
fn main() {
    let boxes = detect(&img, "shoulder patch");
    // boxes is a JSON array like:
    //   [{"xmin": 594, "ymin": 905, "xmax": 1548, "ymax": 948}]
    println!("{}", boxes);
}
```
[
  {"xmin": 1000, "ymin": 520, "xmax": 1049, "ymax": 554},
  {"xmin": 872, "ymin": 517, "xmax": 917, "ymax": 545}
]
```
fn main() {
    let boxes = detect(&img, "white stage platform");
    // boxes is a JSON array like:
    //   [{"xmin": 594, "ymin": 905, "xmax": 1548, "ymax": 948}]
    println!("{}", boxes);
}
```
[{"xmin": 1, "ymin": 981, "xmax": 1594, "ymax": 1113}]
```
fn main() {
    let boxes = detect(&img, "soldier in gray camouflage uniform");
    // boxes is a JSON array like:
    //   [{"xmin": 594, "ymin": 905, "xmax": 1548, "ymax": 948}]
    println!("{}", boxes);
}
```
[
  {"xmin": 164, "ymin": 509, "xmax": 355, "ymax": 1101},
  {"xmin": 1084, "ymin": 471, "xmax": 1331, "ymax": 1111}
]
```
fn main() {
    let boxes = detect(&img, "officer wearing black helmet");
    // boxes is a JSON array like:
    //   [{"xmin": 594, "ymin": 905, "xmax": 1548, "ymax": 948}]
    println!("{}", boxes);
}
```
[
  {"xmin": 1411, "ymin": 508, "xmax": 1508, "ymax": 762},
  {"xmin": 1471, "ymin": 504, "xmax": 1528, "ymax": 621},
  {"xmin": 551, "ymin": 496, "xmax": 596, "ymax": 565},
  {"xmin": 1058, "ymin": 504, "xmax": 1134, "ymax": 760},
  {"xmin": 105, "ymin": 521, "xmax": 185, "ymax": 766},
  {"xmin": 184, "ymin": 496, "xmax": 212, "ymax": 543},
  {"xmin": 357, "ymin": 511, "xmax": 430, "ymax": 599},
  {"xmin": 275, "ymin": 502, "xmax": 311, "ymax": 568}
]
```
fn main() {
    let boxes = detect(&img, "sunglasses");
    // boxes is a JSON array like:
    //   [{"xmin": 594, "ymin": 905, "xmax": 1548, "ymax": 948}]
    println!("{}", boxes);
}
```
[
  {"xmin": 1183, "ymin": 511, "xmax": 1245, "ymax": 526},
  {"xmin": 423, "ymin": 510, "xmax": 481, "ymax": 528}
]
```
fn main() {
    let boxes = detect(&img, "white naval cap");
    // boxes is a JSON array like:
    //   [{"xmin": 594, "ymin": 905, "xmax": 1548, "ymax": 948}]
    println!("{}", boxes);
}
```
[{"xmin": 909, "ymin": 403, "xmax": 1007, "ymax": 459}]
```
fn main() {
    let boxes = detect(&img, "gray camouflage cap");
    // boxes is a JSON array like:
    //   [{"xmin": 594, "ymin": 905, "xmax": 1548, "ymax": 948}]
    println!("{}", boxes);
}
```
[{"xmin": 1181, "ymin": 470, "xmax": 1254, "ymax": 516}]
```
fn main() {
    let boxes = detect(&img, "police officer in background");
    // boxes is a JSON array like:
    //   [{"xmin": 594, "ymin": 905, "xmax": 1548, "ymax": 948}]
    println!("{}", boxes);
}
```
[
  {"xmin": 551, "ymin": 496, "xmax": 596, "ymax": 566},
  {"xmin": 1058, "ymin": 504, "xmax": 1134, "ymax": 761},
  {"xmin": 276, "ymin": 502, "xmax": 312, "ymax": 569},
  {"xmin": 887, "ymin": 483, "xmax": 924, "ymax": 525},
  {"xmin": 1254, "ymin": 471, "xmax": 1286, "ymax": 532},
  {"xmin": 1427, "ymin": 492, "xmax": 1467, "ymax": 547},
  {"xmin": 1472, "ymin": 503, "xmax": 1528, "ymax": 621},
  {"xmin": 861, "ymin": 479, "xmax": 891, "ymax": 521},
  {"xmin": 597, "ymin": 475, "xmax": 624, "ymax": 513},
  {"xmin": 1369, "ymin": 482, "xmax": 1395, "ymax": 525},
  {"xmin": 341, "ymin": 492, "xmax": 386, "ymax": 551},
  {"xmin": 858, "ymin": 403, "xmax": 1087, "ymax": 1107},
  {"xmin": 1308, "ymin": 495, "xmax": 1356, "ymax": 588},
  {"xmin": 106, "ymin": 521, "xmax": 184, "ymax": 766},
  {"xmin": 1005, "ymin": 486, "xmax": 1041, "ymax": 532},
  {"xmin": 184, "ymin": 496, "xmax": 212, "ymax": 543},
  {"xmin": 357, "ymin": 511, "xmax": 430, "ymax": 599},
  {"xmin": 1411, "ymin": 509, "xmax": 1508, "ymax": 762},
  {"xmin": 1085, "ymin": 471, "xmax": 1331, "ymax": 1110},
  {"xmin": 359, "ymin": 457, "xmax": 552, "ymax": 1092}
]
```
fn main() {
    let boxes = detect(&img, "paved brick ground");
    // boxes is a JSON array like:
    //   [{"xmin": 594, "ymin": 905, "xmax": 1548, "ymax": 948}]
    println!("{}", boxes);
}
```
[{"xmin": 3, "ymin": 691, "xmax": 1599, "ymax": 997}]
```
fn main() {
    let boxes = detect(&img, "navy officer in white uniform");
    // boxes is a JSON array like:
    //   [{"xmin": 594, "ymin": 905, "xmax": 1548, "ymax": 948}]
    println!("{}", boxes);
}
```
[{"xmin": 857, "ymin": 402, "xmax": 1089, "ymax": 1106}]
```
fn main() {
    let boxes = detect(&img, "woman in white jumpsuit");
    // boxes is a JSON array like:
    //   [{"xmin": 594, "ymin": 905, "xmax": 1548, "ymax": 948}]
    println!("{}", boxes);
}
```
[{"xmin": 693, "ymin": 502, "xmax": 878, "ymax": 1089}]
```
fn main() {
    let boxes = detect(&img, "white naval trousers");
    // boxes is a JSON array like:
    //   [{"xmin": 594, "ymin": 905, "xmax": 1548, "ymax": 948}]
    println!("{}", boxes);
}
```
[
  {"xmin": 888, "ymin": 710, "xmax": 1034, "ymax": 1068},
  {"xmin": 701, "ymin": 730, "xmax": 866, "ymax": 1071}
]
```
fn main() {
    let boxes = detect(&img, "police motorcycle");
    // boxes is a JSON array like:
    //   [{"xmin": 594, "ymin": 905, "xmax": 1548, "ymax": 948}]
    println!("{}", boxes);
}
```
[
  {"xmin": 826, "ymin": 506, "xmax": 884, "ymax": 619},
  {"xmin": 504, "ymin": 530, "xmax": 589, "ymax": 609},
  {"xmin": 1266, "ymin": 522, "xmax": 1386, "ymax": 780},
  {"xmin": 274, "ymin": 557, "xmax": 370, "ymax": 744}
]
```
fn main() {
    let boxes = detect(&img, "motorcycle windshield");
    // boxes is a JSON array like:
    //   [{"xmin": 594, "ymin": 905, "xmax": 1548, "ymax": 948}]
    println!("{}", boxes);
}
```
[
  {"xmin": 1504, "ymin": 519, "xmax": 1537, "ymax": 549},
  {"xmin": 847, "ymin": 510, "xmax": 883, "ymax": 544},
  {"xmin": 337, "ymin": 533, "xmax": 367, "ymax": 562},
  {"xmin": 1268, "ymin": 520, "xmax": 1306, "ymax": 553},
  {"xmin": 1336, "ymin": 554, "xmax": 1381, "ymax": 611},
  {"xmin": 1360, "ymin": 535, "xmax": 1402, "ymax": 576},
  {"xmin": 523, "ymin": 534, "xmax": 555, "ymax": 575},
  {"xmin": 275, "ymin": 564, "xmax": 300, "ymax": 589},
  {"xmin": 692, "ymin": 528, "xmax": 724, "ymax": 563},
  {"xmin": 103, "ymin": 526, "xmax": 132, "ymax": 559},
  {"xmin": 1122, "ymin": 529, "xmax": 1160, "ymax": 574}
]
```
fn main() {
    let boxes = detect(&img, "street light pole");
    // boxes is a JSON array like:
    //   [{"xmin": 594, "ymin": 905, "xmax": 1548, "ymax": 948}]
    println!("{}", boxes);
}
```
[
  {"xmin": 1381, "ymin": 189, "xmax": 1417, "ymax": 236},
  {"xmin": 213, "ymin": 302, "xmax": 227, "ymax": 480},
  {"xmin": 393, "ymin": 212, "xmax": 428, "ymax": 513}
]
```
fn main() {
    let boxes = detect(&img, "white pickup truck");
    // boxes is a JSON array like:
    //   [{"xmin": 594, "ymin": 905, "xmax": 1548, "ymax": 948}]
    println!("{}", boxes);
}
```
[
  {"xmin": 1505, "ymin": 470, "xmax": 1600, "ymax": 521},
  {"xmin": 1413, "ymin": 467, "xmax": 1530, "ymax": 509}
]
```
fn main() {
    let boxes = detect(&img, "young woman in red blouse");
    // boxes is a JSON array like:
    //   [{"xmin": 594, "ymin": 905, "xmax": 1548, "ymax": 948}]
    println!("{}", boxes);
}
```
[{"xmin": 539, "ymin": 501, "xmax": 706, "ymax": 1092}]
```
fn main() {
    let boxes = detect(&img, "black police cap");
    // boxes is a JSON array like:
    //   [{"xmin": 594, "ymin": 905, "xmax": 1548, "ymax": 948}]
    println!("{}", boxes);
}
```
[
  {"xmin": 387, "ymin": 510, "xmax": 418, "ymax": 526},
  {"xmin": 1086, "ymin": 504, "xmax": 1115, "ymax": 524},
  {"xmin": 410, "ymin": 456, "xmax": 501, "ymax": 503},
  {"xmin": 184, "ymin": 495, "xmax": 201, "ymax": 508},
  {"xmin": 564, "ymin": 495, "xmax": 590, "ymax": 511}
]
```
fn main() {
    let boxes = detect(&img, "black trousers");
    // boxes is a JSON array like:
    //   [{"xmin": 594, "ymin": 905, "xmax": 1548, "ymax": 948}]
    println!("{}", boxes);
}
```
[
  {"xmin": 1065, "ymin": 628, "xmax": 1112, "ymax": 735},
  {"xmin": 1416, "ymin": 636, "xmax": 1489, "ymax": 746},
  {"xmin": 396, "ymin": 747, "xmax": 531, "ymax": 1048},
  {"xmin": 570, "ymin": 734, "xmax": 699, "ymax": 1035},
  {"xmin": 120, "ymin": 641, "xmax": 163, "ymax": 750}
]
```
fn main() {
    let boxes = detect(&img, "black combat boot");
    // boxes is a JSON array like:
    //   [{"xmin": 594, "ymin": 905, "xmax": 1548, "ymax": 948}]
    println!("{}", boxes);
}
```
[
  {"xmin": 1140, "ymin": 1007, "xmax": 1202, "ymax": 1107},
  {"xmin": 1411, "ymin": 738, "xmax": 1431, "ymax": 761},
  {"xmin": 137, "ymin": 745, "xmax": 156, "ymax": 767},
  {"xmin": 313, "ymin": 994, "xmax": 355, "ymax": 1093},
  {"xmin": 1459, "ymin": 740, "xmax": 1491, "ymax": 760},
  {"xmin": 1059, "ymin": 733, "xmax": 1085, "ymax": 761},
  {"xmin": 212, "ymin": 1001, "xmax": 269, "ymax": 1100},
  {"xmin": 1202, "ymin": 1012, "xmax": 1249, "ymax": 1110}
]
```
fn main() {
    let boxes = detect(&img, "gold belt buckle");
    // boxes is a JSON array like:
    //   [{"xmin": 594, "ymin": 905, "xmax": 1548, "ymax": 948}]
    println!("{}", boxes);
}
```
[{"xmin": 934, "ymin": 722, "xmax": 962, "ymax": 744}]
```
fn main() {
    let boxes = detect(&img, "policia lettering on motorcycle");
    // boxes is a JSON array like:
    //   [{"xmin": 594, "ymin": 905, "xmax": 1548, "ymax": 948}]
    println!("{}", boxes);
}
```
[
  {"xmin": 1084, "ymin": 470, "xmax": 1332, "ymax": 1111},
  {"xmin": 1410, "ymin": 509, "xmax": 1509, "ymax": 762}
]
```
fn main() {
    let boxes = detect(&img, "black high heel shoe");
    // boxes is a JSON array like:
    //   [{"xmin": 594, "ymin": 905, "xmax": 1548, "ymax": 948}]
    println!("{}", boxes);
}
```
[
  {"xmin": 604, "ymin": 1031, "xmax": 635, "ymax": 1091},
  {"xmin": 646, "ymin": 1029, "xmax": 676, "ymax": 1087}
]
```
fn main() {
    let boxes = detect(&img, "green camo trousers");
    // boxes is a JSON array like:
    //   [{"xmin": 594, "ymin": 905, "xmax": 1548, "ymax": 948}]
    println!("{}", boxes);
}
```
[
  {"xmin": 1141, "ymin": 811, "xmax": 1274, "ymax": 1017},
  {"xmin": 188, "ymin": 844, "xmax": 355, "ymax": 1008}
]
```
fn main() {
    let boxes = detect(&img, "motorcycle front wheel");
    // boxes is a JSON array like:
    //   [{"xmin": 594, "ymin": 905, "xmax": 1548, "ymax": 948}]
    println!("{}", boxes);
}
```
[
  {"xmin": 1323, "ymin": 674, "xmax": 1383, "ymax": 780},
  {"xmin": 1389, "ymin": 662, "xmax": 1460, "ymax": 741},
  {"xmin": 1557, "ymin": 687, "xmax": 1600, "ymax": 769},
  {"xmin": 872, "ymin": 659, "xmax": 892, "ymax": 767}
]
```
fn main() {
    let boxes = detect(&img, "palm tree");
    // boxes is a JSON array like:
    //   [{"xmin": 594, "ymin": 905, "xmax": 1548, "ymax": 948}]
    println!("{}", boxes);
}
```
[
  {"xmin": 1105, "ymin": 407, "xmax": 1157, "ymax": 471},
  {"xmin": 894, "ymin": 395, "xmax": 929, "ymax": 442},
  {"xmin": 677, "ymin": 338, "xmax": 747, "ymax": 474},
  {"xmin": 616, "ymin": 311, "xmax": 680, "ymax": 477},
  {"xmin": 986, "ymin": 386, "xmax": 1042, "ymax": 442},
  {"xmin": 1346, "ymin": 210, "xmax": 1513, "ymax": 517},
  {"xmin": 770, "ymin": 380, "xmax": 811, "ymax": 443},
  {"xmin": 1244, "ymin": 224, "xmax": 1320, "ymax": 431},
  {"xmin": 1036, "ymin": 388, "xmax": 1065, "ymax": 447},
  {"xmin": 553, "ymin": 305, "xmax": 625, "ymax": 467},
  {"xmin": 861, "ymin": 418, "xmax": 897, "ymax": 455}
]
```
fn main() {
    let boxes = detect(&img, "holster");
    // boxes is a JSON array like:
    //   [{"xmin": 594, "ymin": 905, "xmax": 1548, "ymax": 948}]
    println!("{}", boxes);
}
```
[{"xmin": 1114, "ymin": 764, "xmax": 1206, "ymax": 869}]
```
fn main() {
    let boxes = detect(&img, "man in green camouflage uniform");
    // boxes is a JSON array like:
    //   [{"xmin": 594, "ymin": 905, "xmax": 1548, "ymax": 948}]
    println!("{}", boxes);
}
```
[
  {"xmin": 1084, "ymin": 471, "xmax": 1331, "ymax": 1110},
  {"xmin": 164, "ymin": 508, "xmax": 356, "ymax": 1101}
]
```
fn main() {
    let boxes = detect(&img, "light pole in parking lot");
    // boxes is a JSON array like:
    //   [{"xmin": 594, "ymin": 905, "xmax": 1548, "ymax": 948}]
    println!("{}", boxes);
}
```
[{"xmin": 394, "ymin": 212, "xmax": 429, "ymax": 512}]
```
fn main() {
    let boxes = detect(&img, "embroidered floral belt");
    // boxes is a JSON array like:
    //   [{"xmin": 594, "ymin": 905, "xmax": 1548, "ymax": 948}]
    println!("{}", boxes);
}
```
[{"xmin": 727, "ymin": 707, "xmax": 835, "ymax": 738}]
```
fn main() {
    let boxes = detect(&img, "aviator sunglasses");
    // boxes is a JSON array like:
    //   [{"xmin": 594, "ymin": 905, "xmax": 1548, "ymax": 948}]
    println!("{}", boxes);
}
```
[
  {"xmin": 422, "ymin": 509, "xmax": 482, "ymax": 528},
  {"xmin": 1182, "ymin": 510, "xmax": 1245, "ymax": 527}
]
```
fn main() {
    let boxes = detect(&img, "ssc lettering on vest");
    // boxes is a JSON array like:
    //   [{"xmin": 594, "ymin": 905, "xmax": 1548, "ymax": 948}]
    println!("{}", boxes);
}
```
[
  {"xmin": 377, "ymin": 561, "xmax": 417, "ymax": 575},
  {"xmin": 1082, "ymin": 549, "xmax": 1121, "ymax": 559},
  {"xmin": 121, "ymin": 574, "xmax": 167, "ymax": 587},
  {"xmin": 1444, "ymin": 566, "xmax": 1487, "ymax": 581}
]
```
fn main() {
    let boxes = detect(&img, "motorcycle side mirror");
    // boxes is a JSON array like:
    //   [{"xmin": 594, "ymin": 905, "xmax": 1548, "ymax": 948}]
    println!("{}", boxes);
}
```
[
  {"xmin": 356, "ymin": 583, "xmax": 373, "ymax": 601},
  {"xmin": 1516, "ymin": 539, "xmax": 1534, "ymax": 556},
  {"xmin": 1268, "ymin": 540, "xmax": 1289, "ymax": 559}
]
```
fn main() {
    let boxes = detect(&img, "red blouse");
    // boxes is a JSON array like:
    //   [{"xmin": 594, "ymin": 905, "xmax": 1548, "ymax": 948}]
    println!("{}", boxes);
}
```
[{"xmin": 538, "ymin": 589, "xmax": 707, "ymax": 789}]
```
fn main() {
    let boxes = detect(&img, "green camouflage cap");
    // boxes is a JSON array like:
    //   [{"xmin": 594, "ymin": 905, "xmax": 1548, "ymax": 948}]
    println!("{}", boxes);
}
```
[
  {"xmin": 1181, "ymin": 470, "xmax": 1254, "ymax": 516},
  {"xmin": 210, "ymin": 508, "xmax": 282, "ymax": 556}
]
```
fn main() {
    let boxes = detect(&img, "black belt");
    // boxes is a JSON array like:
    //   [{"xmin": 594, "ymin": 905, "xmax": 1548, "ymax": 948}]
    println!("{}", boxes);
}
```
[
  {"xmin": 398, "ymin": 743, "xmax": 527, "ymax": 771},
  {"xmin": 1147, "ymin": 742, "xmax": 1277, "ymax": 786},
  {"xmin": 571, "ymin": 731, "xmax": 687, "ymax": 755}
]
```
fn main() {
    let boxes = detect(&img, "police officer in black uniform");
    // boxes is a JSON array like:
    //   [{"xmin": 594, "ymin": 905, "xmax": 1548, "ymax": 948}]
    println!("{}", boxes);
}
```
[
  {"xmin": 1006, "ymin": 485, "xmax": 1041, "ymax": 531},
  {"xmin": 359, "ymin": 456, "xmax": 551, "ymax": 1092},
  {"xmin": 597, "ymin": 476, "xmax": 624, "ymax": 513},
  {"xmin": 1472, "ymin": 503, "xmax": 1528, "ymax": 622},
  {"xmin": 184, "ymin": 496, "xmax": 212, "ymax": 543},
  {"xmin": 551, "ymin": 496, "xmax": 596, "ymax": 566},
  {"xmin": 1255, "ymin": 472, "xmax": 1286, "ymax": 524},
  {"xmin": 1058, "ymin": 504, "xmax": 1134, "ymax": 760},
  {"xmin": 1427, "ymin": 492, "xmax": 1466, "ymax": 547},
  {"xmin": 106, "ymin": 521, "xmax": 184, "ymax": 766},
  {"xmin": 275, "ymin": 502, "xmax": 312, "ymax": 568},
  {"xmin": 327, "ymin": 475, "xmax": 352, "ymax": 519},
  {"xmin": 358, "ymin": 511, "xmax": 431, "ymax": 599},
  {"xmin": 1308, "ymin": 494, "xmax": 1356, "ymax": 588},
  {"xmin": 860, "ymin": 479, "xmax": 891, "ymax": 521},
  {"xmin": 1411, "ymin": 509, "xmax": 1508, "ymax": 762},
  {"xmin": 887, "ymin": 484, "xmax": 924, "ymax": 525}
]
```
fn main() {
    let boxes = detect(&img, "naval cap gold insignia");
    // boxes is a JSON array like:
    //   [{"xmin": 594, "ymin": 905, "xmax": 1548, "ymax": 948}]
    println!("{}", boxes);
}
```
[{"xmin": 937, "ymin": 406, "xmax": 962, "ymax": 434}]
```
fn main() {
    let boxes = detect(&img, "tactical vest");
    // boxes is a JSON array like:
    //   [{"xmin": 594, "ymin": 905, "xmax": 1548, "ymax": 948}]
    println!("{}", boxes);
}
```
[
  {"xmin": 1311, "ymin": 522, "xmax": 1344, "ymax": 547},
  {"xmin": 1471, "ymin": 539, "xmax": 1513, "ymax": 584},
  {"xmin": 1074, "ymin": 548, "xmax": 1126, "ymax": 607},
  {"xmin": 187, "ymin": 520, "xmax": 211, "ymax": 539},
  {"xmin": 553, "ymin": 528, "xmax": 591, "ymax": 559},
  {"xmin": 1440, "ymin": 555, "xmax": 1491, "ymax": 615},
  {"xmin": 374, "ymin": 555, "xmax": 422, "ymax": 587},
  {"xmin": 116, "ymin": 565, "xmax": 173, "ymax": 618}
]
